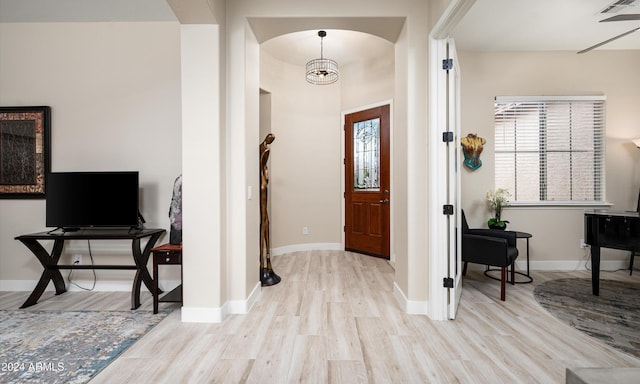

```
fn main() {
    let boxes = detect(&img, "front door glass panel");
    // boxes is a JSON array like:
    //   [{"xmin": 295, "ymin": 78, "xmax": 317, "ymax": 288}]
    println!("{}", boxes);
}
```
[{"xmin": 353, "ymin": 118, "xmax": 380, "ymax": 191}]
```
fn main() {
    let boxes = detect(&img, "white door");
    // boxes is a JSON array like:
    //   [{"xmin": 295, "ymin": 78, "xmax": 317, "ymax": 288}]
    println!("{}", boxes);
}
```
[{"xmin": 446, "ymin": 38, "xmax": 462, "ymax": 319}]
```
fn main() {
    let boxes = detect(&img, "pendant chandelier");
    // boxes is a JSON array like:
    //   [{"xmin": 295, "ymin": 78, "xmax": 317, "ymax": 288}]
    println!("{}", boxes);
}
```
[{"xmin": 305, "ymin": 30, "xmax": 339, "ymax": 85}]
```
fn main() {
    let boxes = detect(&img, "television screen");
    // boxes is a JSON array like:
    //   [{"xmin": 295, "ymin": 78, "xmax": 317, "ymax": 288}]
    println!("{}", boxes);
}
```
[{"xmin": 46, "ymin": 171, "xmax": 140, "ymax": 230}]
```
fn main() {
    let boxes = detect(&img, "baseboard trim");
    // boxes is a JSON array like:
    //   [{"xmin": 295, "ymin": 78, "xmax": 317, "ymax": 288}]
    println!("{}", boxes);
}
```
[
  {"xmin": 2, "ymin": 259, "xmax": 630, "ymax": 293},
  {"xmin": 271, "ymin": 242, "xmax": 342, "ymax": 256},
  {"xmin": 518, "ymin": 259, "xmax": 629, "ymax": 271},
  {"xmin": 181, "ymin": 305, "xmax": 226, "ymax": 323},
  {"xmin": 393, "ymin": 282, "xmax": 429, "ymax": 316},
  {"xmin": 459, "ymin": 259, "xmax": 630, "ymax": 272},
  {"xmin": 227, "ymin": 281, "xmax": 261, "ymax": 314},
  {"xmin": 181, "ymin": 281, "xmax": 261, "ymax": 323},
  {"xmin": 3, "ymin": 257, "xmax": 630, "ymax": 324}
]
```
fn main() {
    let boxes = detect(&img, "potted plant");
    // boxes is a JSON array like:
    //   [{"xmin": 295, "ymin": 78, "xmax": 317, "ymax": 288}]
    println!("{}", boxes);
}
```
[{"xmin": 486, "ymin": 188, "xmax": 510, "ymax": 230}]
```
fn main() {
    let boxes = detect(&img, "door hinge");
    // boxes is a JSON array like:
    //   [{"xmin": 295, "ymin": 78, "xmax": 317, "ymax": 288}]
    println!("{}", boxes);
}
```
[
  {"xmin": 443, "ymin": 277, "xmax": 454, "ymax": 288},
  {"xmin": 443, "ymin": 204, "xmax": 454, "ymax": 215},
  {"xmin": 442, "ymin": 131, "xmax": 454, "ymax": 143},
  {"xmin": 343, "ymin": 225, "xmax": 346, "ymax": 232},
  {"xmin": 442, "ymin": 58, "xmax": 453, "ymax": 70}
]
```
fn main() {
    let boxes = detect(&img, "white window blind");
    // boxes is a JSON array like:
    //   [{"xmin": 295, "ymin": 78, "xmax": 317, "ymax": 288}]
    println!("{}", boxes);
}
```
[{"xmin": 494, "ymin": 96, "xmax": 606, "ymax": 204}]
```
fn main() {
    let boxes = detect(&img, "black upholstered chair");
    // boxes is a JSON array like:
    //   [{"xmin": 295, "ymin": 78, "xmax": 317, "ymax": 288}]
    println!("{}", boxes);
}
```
[{"xmin": 461, "ymin": 210, "xmax": 519, "ymax": 301}]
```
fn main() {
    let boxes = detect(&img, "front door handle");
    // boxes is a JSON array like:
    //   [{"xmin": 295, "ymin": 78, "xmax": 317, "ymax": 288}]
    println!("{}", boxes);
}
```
[{"xmin": 379, "ymin": 198, "xmax": 389, "ymax": 204}]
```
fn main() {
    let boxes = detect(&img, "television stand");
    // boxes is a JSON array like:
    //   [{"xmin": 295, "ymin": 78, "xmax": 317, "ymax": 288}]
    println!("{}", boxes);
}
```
[{"xmin": 15, "ymin": 228, "xmax": 165, "ymax": 309}]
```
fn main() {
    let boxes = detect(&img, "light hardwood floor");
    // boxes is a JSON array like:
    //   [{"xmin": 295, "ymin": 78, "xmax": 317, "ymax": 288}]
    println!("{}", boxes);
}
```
[{"xmin": 2, "ymin": 250, "xmax": 640, "ymax": 383}]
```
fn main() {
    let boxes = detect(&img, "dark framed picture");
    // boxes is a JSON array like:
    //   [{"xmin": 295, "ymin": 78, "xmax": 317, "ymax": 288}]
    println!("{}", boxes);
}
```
[{"xmin": 0, "ymin": 106, "xmax": 51, "ymax": 198}]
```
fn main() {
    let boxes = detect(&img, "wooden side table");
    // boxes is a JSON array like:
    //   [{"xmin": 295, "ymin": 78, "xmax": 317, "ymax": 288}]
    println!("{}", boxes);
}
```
[{"xmin": 152, "ymin": 243, "xmax": 182, "ymax": 314}]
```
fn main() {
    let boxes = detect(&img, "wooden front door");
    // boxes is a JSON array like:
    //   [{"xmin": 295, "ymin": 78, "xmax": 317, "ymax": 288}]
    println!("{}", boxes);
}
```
[{"xmin": 345, "ymin": 104, "xmax": 390, "ymax": 259}]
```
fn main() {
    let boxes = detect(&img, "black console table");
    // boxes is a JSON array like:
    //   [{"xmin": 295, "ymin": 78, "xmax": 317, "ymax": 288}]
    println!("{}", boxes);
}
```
[{"xmin": 15, "ymin": 228, "xmax": 165, "ymax": 309}]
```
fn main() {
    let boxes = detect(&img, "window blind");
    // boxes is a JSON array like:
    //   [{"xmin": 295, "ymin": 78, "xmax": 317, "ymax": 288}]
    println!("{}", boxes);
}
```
[{"xmin": 494, "ymin": 96, "xmax": 606, "ymax": 204}]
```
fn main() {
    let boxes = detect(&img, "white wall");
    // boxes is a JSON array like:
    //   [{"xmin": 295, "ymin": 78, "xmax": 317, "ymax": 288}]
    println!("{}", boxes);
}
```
[
  {"xmin": 401, "ymin": 9, "xmax": 430, "ymax": 304},
  {"xmin": 180, "ymin": 24, "xmax": 226, "ymax": 321},
  {"xmin": 459, "ymin": 49, "xmax": 640, "ymax": 269},
  {"xmin": 392, "ymin": 23, "xmax": 410, "ymax": 294},
  {"xmin": 260, "ymin": 53, "xmax": 342, "ymax": 251},
  {"xmin": 0, "ymin": 22, "xmax": 182, "ymax": 289},
  {"xmin": 340, "ymin": 38, "xmax": 395, "ymax": 112}
]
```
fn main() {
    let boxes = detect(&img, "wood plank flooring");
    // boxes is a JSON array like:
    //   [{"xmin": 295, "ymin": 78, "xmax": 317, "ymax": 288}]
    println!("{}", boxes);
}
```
[{"xmin": 2, "ymin": 250, "xmax": 640, "ymax": 383}]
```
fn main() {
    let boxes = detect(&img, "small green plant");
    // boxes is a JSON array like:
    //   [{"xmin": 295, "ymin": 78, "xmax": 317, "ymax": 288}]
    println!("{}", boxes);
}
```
[{"xmin": 486, "ymin": 188, "xmax": 510, "ymax": 229}]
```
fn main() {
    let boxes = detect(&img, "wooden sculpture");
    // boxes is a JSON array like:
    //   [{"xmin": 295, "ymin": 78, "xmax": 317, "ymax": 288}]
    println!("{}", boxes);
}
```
[{"xmin": 259, "ymin": 133, "xmax": 280, "ymax": 286}]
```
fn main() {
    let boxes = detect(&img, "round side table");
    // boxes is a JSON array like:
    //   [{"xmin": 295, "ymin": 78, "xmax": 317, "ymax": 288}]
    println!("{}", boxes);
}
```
[{"xmin": 484, "ymin": 230, "xmax": 533, "ymax": 284}]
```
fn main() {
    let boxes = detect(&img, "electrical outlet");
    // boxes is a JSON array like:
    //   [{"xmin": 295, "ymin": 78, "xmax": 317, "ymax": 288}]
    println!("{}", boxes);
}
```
[
  {"xmin": 303, "ymin": 227, "xmax": 309, "ymax": 235},
  {"xmin": 73, "ymin": 254, "xmax": 82, "ymax": 265}
]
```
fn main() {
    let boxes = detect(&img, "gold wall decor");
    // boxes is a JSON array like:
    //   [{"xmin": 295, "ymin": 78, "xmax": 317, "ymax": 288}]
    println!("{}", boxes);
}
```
[{"xmin": 461, "ymin": 133, "xmax": 486, "ymax": 170}]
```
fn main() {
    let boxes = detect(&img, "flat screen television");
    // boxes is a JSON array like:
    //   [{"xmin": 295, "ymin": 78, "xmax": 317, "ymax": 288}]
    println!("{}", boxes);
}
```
[{"xmin": 46, "ymin": 171, "xmax": 140, "ymax": 230}]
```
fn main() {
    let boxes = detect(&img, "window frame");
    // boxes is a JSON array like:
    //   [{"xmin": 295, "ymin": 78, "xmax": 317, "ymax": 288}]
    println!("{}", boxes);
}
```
[{"xmin": 494, "ymin": 95, "xmax": 609, "ymax": 208}]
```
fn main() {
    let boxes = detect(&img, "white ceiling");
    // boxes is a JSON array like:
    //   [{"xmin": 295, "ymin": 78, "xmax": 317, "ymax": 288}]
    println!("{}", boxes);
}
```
[
  {"xmin": 0, "ymin": 0, "xmax": 176, "ymax": 22},
  {"xmin": 451, "ymin": 0, "xmax": 640, "ymax": 53},
  {"xmin": 1, "ymin": 0, "xmax": 639, "ymax": 68},
  {"xmin": 261, "ymin": 0, "xmax": 640, "ymax": 68},
  {"xmin": 248, "ymin": 17, "xmax": 403, "ymax": 67},
  {"xmin": 259, "ymin": 29, "xmax": 394, "ymax": 68}
]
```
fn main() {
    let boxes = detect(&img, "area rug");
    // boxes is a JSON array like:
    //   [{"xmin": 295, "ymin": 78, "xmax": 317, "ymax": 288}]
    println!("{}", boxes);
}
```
[
  {"xmin": 533, "ymin": 278, "xmax": 640, "ymax": 359},
  {"xmin": 0, "ymin": 310, "xmax": 169, "ymax": 384}
]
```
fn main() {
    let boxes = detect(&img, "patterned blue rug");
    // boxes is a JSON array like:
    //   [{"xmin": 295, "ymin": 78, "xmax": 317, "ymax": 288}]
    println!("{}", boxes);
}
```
[
  {"xmin": 533, "ymin": 278, "xmax": 640, "ymax": 359},
  {"xmin": 0, "ymin": 310, "xmax": 169, "ymax": 383}
]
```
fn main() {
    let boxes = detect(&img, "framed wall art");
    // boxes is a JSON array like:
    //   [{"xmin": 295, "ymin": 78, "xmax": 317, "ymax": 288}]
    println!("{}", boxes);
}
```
[{"xmin": 0, "ymin": 106, "xmax": 51, "ymax": 198}]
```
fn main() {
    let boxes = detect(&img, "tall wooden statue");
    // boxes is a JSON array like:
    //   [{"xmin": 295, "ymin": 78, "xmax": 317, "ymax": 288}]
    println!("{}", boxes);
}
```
[{"xmin": 259, "ymin": 133, "xmax": 281, "ymax": 286}]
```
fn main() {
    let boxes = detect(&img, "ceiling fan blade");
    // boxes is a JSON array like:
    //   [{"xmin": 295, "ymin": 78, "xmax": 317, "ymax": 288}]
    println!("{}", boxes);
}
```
[
  {"xmin": 577, "ymin": 27, "xmax": 640, "ymax": 54},
  {"xmin": 600, "ymin": 14, "xmax": 640, "ymax": 22}
]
